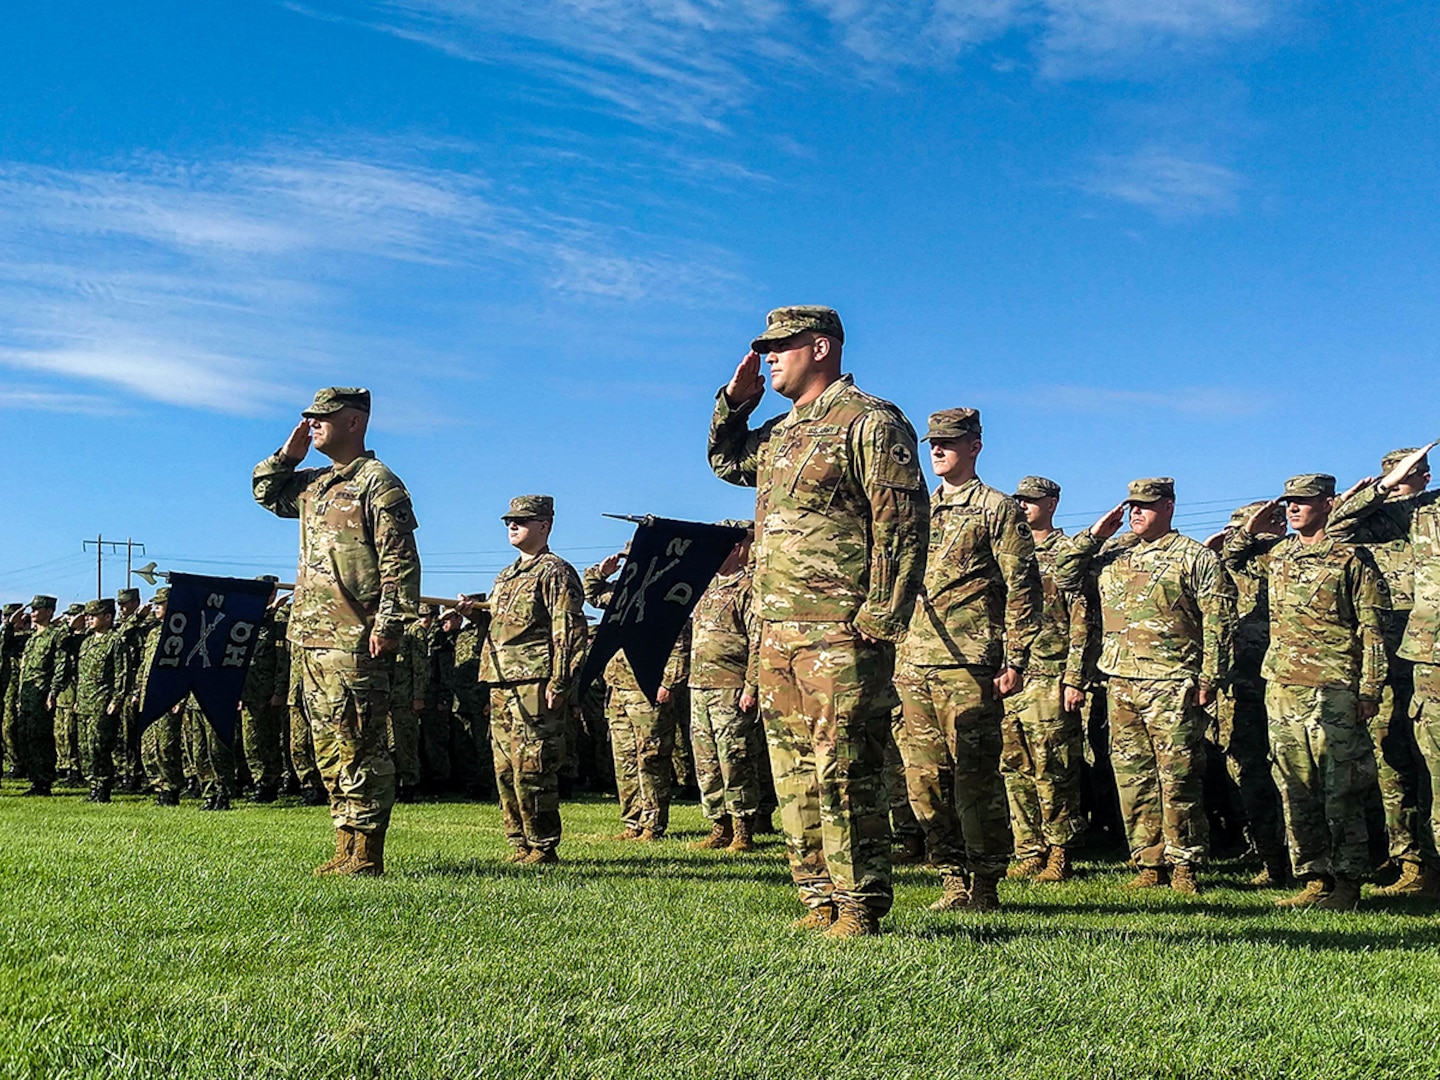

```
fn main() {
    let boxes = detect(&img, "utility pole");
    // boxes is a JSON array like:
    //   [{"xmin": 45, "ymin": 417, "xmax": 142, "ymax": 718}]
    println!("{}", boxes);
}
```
[{"xmin": 82, "ymin": 536, "xmax": 147, "ymax": 599}]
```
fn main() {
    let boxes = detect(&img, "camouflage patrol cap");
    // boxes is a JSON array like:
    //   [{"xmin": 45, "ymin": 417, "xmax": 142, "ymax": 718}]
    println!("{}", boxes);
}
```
[
  {"xmin": 302, "ymin": 387, "xmax": 371, "ymax": 418},
  {"xmin": 1382, "ymin": 448, "xmax": 1429, "ymax": 475},
  {"xmin": 2, "ymin": 603, "xmax": 20, "ymax": 616},
  {"xmin": 750, "ymin": 306, "xmax": 844, "ymax": 352},
  {"xmin": 1282, "ymin": 473, "xmax": 1337, "ymax": 499},
  {"xmin": 152, "ymin": 587, "xmax": 170, "ymax": 604},
  {"xmin": 85, "ymin": 599, "xmax": 116, "ymax": 616},
  {"xmin": 1228, "ymin": 500, "xmax": 1273, "ymax": 528},
  {"xmin": 64, "ymin": 603, "xmax": 84, "ymax": 616},
  {"xmin": 116, "ymin": 587, "xmax": 140, "ymax": 604},
  {"xmin": 418, "ymin": 602, "xmax": 439, "ymax": 616},
  {"xmin": 502, "ymin": 494, "xmax": 555, "ymax": 521},
  {"xmin": 1127, "ymin": 478, "xmax": 1176, "ymax": 504},
  {"xmin": 1012, "ymin": 476, "xmax": 1060, "ymax": 500},
  {"xmin": 30, "ymin": 595, "xmax": 56, "ymax": 610},
  {"xmin": 923, "ymin": 408, "xmax": 982, "ymax": 442}
]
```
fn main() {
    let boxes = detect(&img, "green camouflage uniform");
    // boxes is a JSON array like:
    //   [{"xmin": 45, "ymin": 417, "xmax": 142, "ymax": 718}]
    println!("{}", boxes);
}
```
[
  {"xmin": 52, "ymin": 615, "xmax": 85, "ymax": 779},
  {"xmin": 999, "ymin": 528, "xmax": 1092, "ymax": 860},
  {"xmin": 688, "ymin": 566, "xmax": 764, "ymax": 823},
  {"xmin": 239, "ymin": 604, "xmax": 289, "ymax": 793},
  {"xmin": 2, "ymin": 616, "xmax": 31, "ymax": 776},
  {"xmin": 421, "ymin": 620, "xmax": 455, "ymax": 789},
  {"xmin": 16, "ymin": 615, "xmax": 66, "ymax": 789},
  {"xmin": 137, "ymin": 618, "xmax": 185, "ymax": 797},
  {"xmin": 481, "ymin": 531, "xmax": 587, "ymax": 854},
  {"xmin": 1329, "ymin": 480, "xmax": 1440, "ymax": 869},
  {"xmin": 896, "ymin": 474, "xmax": 1042, "ymax": 882},
  {"xmin": 1224, "ymin": 521, "xmax": 1387, "ymax": 880},
  {"xmin": 709, "ymin": 370, "xmax": 929, "ymax": 919},
  {"xmin": 387, "ymin": 621, "xmax": 430, "ymax": 789},
  {"xmin": 1057, "ymin": 511, "xmax": 1234, "ymax": 869},
  {"xmin": 115, "ymin": 602, "xmax": 154, "ymax": 789},
  {"xmin": 285, "ymin": 627, "xmax": 322, "ymax": 794},
  {"xmin": 586, "ymin": 557, "xmax": 691, "ymax": 835},
  {"xmin": 76, "ymin": 625, "xmax": 124, "ymax": 784},
  {"xmin": 451, "ymin": 617, "xmax": 493, "ymax": 796},
  {"xmin": 253, "ymin": 446, "xmax": 421, "ymax": 835}
]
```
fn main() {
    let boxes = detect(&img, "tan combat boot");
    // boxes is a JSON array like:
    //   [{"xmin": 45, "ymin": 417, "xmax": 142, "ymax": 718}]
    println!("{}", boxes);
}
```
[
  {"xmin": 791, "ymin": 903, "xmax": 836, "ymax": 931},
  {"xmin": 505, "ymin": 845, "xmax": 532, "ymax": 863},
  {"xmin": 821, "ymin": 900, "xmax": 879, "ymax": 939},
  {"xmin": 1170, "ymin": 863, "xmax": 1201, "ymax": 895},
  {"xmin": 1371, "ymin": 859, "xmax": 1429, "ymax": 897},
  {"xmin": 1034, "ymin": 846, "xmax": 1073, "ymax": 883},
  {"xmin": 1312, "ymin": 877, "xmax": 1361, "ymax": 911},
  {"xmin": 1123, "ymin": 866, "xmax": 1169, "ymax": 889},
  {"xmin": 338, "ymin": 828, "xmax": 385, "ymax": 877},
  {"xmin": 1007, "ymin": 854, "xmax": 1047, "ymax": 880},
  {"xmin": 1250, "ymin": 855, "xmax": 1291, "ymax": 887},
  {"xmin": 608, "ymin": 826, "xmax": 643, "ymax": 841},
  {"xmin": 966, "ymin": 875, "xmax": 1001, "ymax": 911},
  {"xmin": 314, "ymin": 826, "xmax": 356, "ymax": 876},
  {"xmin": 726, "ymin": 816, "xmax": 754, "ymax": 854},
  {"xmin": 1276, "ymin": 876, "xmax": 1332, "ymax": 909},
  {"xmin": 928, "ymin": 873, "xmax": 972, "ymax": 911},
  {"xmin": 689, "ymin": 815, "xmax": 733, "ymax": 850},
  {"xmin": 520, "ymin": 847, "xmax": 559, "ymax": 865}
]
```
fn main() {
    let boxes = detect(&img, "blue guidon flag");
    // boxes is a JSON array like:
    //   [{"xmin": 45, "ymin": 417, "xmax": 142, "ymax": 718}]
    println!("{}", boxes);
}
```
[
  {"xmin": 579, "ymin": 516, "xmax": 748, "ymax": 704},
  {"xmin": 137, "ymin": 573, "xmax": 274, "ymax": 746}
]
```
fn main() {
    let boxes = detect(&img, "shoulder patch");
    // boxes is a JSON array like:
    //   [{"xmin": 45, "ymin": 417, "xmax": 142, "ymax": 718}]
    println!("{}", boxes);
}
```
[{"xmin": 889, "ymin": 444, "xmax": 914, "ymax": 467}]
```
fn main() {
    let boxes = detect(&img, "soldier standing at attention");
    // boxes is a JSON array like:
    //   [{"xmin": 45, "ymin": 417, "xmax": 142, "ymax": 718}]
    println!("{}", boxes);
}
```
[
  {"xmin": 254, "ymin": 387, "xmax": 421, "ymax": 877},
  {"xmin": 463, "ymin": 496, "xmax": 586, "ymax": 864},
  {"xmin": 1329, "ymin": 442, "xmax": 1440, "ymax": 897},
  {"xmin": 53, "ymin": 604, "xmax": 87, "ymax": 785},
  {"xmin": 388, "ymin": 608, "xmax": 430, "ymax": 802},
  {"xmin": 114, "ymin": 587, "xmax": 151, "ymax": 793},
  {"xmin": 450, "ymin": 599, "xmax": 494, "ymax": 799},
  {"xmin": 238, "ymin": 578, "xmax": 288, "ymax": 803},
  {"xmin": 1056, "ymin": 478, "xmax": 1234, "ymax": 894},
  {"xmin": 709, "ymin": 306, "xmax": 929, "ymax": 938},
  {"xmin": 1225, "ymin": 475, "xmax": 1387, "ymax": 910},
  {"xmin": 77, "ymin": 598, "xmax": 124, "ymax": 802},
  {"xmin": 686, "ymin": 520, "xmax": 763, "ymax": 854},
  {"xmin": 136, "ymin": 587, "xmax": 186, "ymax": 806},
  {"xmin": 894, "ymin": 410, "xmax": 1042, "ymax": 913},
  {"xmin": 15, "ymin": 596, "xmax": 66, "ymax": 796},
  {"xmin": 1002, "ymin": 477, "xmax": 1093, "ymax": 884},
  {"xmin": 2, "ymin": 603, "xmax": 31, "ymax": 780}
]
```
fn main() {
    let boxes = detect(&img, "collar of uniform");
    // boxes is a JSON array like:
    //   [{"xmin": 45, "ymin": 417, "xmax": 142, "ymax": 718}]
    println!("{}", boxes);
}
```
[
  {"xmin": 1134, "ymin": 528, "xmax": 1181, "ymax": 550},
  {"xmin": 510, "ymin": 546, "xmax": 552, "ymax": 572},
  {"xmin": 330, "ymin": 450, "xmax": 376, "ymax": 481},
  {"xmin": 1035, "ymin": 527, "xmax": 1068, "ymax": 550},
  {"xmin": 1288, "ymin": 536, "xmax": 1336, "ymax": 558},
  {"xmin": 783, "ymin": 373, "xmax": 854, "ymax": 426},
  {"xmin": 933, "ymin": 476, "xmax": 982, "ymax": 505}
]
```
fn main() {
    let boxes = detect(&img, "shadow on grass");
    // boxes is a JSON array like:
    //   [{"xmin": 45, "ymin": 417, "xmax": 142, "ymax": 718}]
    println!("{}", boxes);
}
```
[
  {"xmin": 907, "ymin": 917, "xmax": 1440, "ymax": 952},
  {"xmin": 411, "ymin": 854, "xmax": 797, "ymax": 887}
]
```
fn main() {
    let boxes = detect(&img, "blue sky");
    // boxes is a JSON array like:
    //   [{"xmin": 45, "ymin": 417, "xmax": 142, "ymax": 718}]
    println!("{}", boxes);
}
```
[{"xmin": 1, "ymin": 1, "xmax": 1437, "ymax": 604}]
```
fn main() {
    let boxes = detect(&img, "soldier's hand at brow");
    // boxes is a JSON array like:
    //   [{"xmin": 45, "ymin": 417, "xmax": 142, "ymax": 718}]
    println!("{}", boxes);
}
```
[
  {"xmin": 1339, "ymin": 477, "xmax": 1373, "ymax": 504},
  {"xmin": 1378, "ymin": 441, "xmax": 1439, "ymax": 493},
  {"xmin": 1092, "ymin": 503, "xmax": 1128, "ymax": 539},
  {"xmin": 281, "ymin": 420, "xmax": 312, "ymax": 463},
  {"xmin": 1245, "ymin": 499, "xmax": 1282, "ymax": 534},
  {"xmin": 599, "ymin": 552, "xmax": 623, "ymax": 577},
  {"xmin": 1203, "ymin": 531, "xmax": 1227, "ymax": 552},
  {"xmin": 724, "ymin": 351, "xmax": 766, "ymax": 407},
  {"xmin": 369, "ymin": 631, "xmax": 400, "ymax": 658}
]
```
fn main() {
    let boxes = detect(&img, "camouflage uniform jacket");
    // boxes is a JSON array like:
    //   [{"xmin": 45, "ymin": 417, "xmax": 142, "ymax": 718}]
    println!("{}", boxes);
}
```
[
  {"xmin": 390, "ymin": 622, "xmax": 431, "ymax": 706},
  {"xmin": 480, "ymin": 549, "xmax": 587, "ymax": 695},
  {"xmin": 1, "ymin": 624, "xmax": 29, "ymax": 689},
  {"xmin": 584, "ymin": 564, "xmax": 691, "ymax": 692},
  {"xmin": 688, "ymin": 568, "xmax": 759, "ymax": 694},
  {"xmin": 54, "ymin": 626, "xmax": 85, "ymax": 707},
  {"xmin": 898, "ymin": 477, "xmax": 1041, "ymax": 671},
  {"xmin": 424, "ymin": 625, "xmax": 456, "ymax": 711},
  {"xmin": 18, "ymin": 622, "xmax": 67, "ymax": 699},
  {"xmin": 77, "ymin": 629, "xmax": 124, "ymax": 717},
  {"xmin": 117, "ymin": 610, "xmax": 154, "ymax": 704},
  {"xmin": 1026, "ymin": 529, "xmax": 1092, "ymax": 687},
  {"xmin": 1223, "ymin": 529, "xmax": 1388, "ymax": 700},
  {"xmin": 1328, "ymin": 485, "xmax": 1428, "ymax": 662},
  {"xmin": 1056, "ymin": 529, "xmax": 1234, "ymax": 687},
  {"xmin": 451, "ymin": 621, "xmax": 486, "ymax": 716},
  {"xmin": 252, "ymin": 449, "xmax": 421, "ymax": 651},
  {"xmin": 707, "ymin": 375, "xmax": 930, "ymax": 640},
  {"xmin": 1223, "ymin": 534, "xmax": 1272, "ymax": 702},
  {"xmin": 241, "ymin": 607, "xmax": 289, "ymax": 705}
]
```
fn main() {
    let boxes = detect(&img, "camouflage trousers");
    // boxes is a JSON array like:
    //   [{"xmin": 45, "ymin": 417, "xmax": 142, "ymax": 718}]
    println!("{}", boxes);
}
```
[
  {"xmin": 288, "ymin": 702, "xmax": 323, "ymax": 791},
  {"xmin": 141, "ymin": 706, "xmax": 185, "ymax": 795},
  {"xmin": 16, "ymin": 687, "xmax": 57, "ymax": 789},
  {"xmin": 1000, "ymin": 674, "xmax": 1084, "ymax": 859},
  {"xmin": 1369, "ymin": 667, "xmax": 1428, "ymax": 864},
  {"xmin": 299, "ymin": 648, "xmax": 395, "ymax": 834},
  {"xmin": 78, "ymin": 703, "xmax": 118, "ymax": 782},
  {"xmin": 690, "ymin": 686, "xmax": 763, "ymax": 822},
  {"xmin": 119, "ymin": 702, "xmax": 145, "ymax": 786},
  {"xmin": 608, "ymin": 688, "xmax": 677, "ymax": 835},
  {"xmin": 1214, "ymin": 689, "xmax": 1286, "ymax": 860},
  {"xmin": 420, "ymin": 705, "xmax": 452, "ymax": 788},
  {"xmin": 1107, "ymin": 676, "xmax": 1210, "ymax": 868},
  {"xmin": 451, "ymin": 708, "xmax": 493, "ymax": 797},
  {"xmin": 387, "ymin": 701, "xmax": 421, "ymax": 788},
  {"xmin": 53, "ymin": 692, "xmax": 79, "ymax": 776},
  {"xmin": 896, "ymin": 663, "xmax": 1012, "ymax": 879},
  {"xmin": 886, "ymin": 709, "xmax": 922, "ymax": 845},
  {"xmin": 1404, "ymin": 664, "xmax": 1440, "ymax": 868},
  {"xmin": 759, "ymin": 621, "xmax": 893, "ymax": 918},
  {"xmin": 490, "ymin": 681, "xmax": 564, "ymax": 851},
  {"xmin": 187, "ymin": 705, "xmax": 236, "ymax": 797},
  {"xmin": 1267, "ymin": 682, "xmax": 1378, "ymax": 880},
  {"xmin": 4, "ymin": 678, "xmax": 20, "ymax": 775},
  {"xmin": 240, "ymin": 699, "xmax": 284, "ymax": 790},
  {"xmin": 671, "ymin": 687, "xmax": 694, "ymax": 790}
]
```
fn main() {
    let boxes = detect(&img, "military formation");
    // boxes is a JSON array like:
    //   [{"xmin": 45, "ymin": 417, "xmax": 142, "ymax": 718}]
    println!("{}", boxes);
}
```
[{"xmin": 5, "ymin": 309, "xmax": 1438, "ymax": 938}]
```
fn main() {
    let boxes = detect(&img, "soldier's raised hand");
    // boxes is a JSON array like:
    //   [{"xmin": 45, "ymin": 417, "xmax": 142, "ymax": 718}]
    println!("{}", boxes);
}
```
[
  {"xmin": 1092, "ymin": 502, "xmax": 1128, "ymax": 540},
  {"xmin": 1338, "ymin": 477, "xmax": 1373, "ymax": 505},
  {"xmin": 724, "ymin": 350, "xmax": 766, "ymax": 408},
  {"xmin": 1378, "ymin": 441, "xmax": 1438, "ymax": 493},
  {"xmin": 281, "ymin": 419, "xmax": 313, "ymax": 463},
  {"xmin": 599, "ymin": 552, "xmax": 624, "ymax": 578},
  {"xmin": 1245, "ymin": 498, "xmax": 1283, "ymax": 534}
]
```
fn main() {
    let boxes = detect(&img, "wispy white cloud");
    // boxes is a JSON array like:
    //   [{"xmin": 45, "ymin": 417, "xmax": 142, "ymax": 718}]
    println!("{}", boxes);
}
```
[
  {"xmin": 996, "ymin": 382, "xmax": 1267, "ymax": 416},
  {"xmin": 1079, "ymin": 148, "xmax": 1244, "ymax": 217},
  {"xmin": 0, "ymin": 383, "xmax": 125, "ymax": 415}
]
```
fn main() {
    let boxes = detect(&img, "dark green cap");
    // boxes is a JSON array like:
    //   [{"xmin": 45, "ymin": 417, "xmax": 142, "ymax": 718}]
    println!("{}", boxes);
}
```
[
  {"xmin": 302, "ymin": 387, "xmax": 371, "ymax": 418},
  {"xmin": 30, "ymin": 595, "xmax": 56, "ymax": 610},
  {"xmin": 64, "ymin": 603, "xmax": 85, "ymax": 616},
  {"xmin": 750, "ymin": 306, "xmax": 844, "ymax": 353},
  {"xmin": 116, "ymin": 588, "xmax": 140, "ymax": 604},
  {"xmin": 1127, "ymin": 477, "xmax": 1175, "ymax": 504},
  {"xmin": 1283, "ymin": 473, "xmax": 1337, "ymax": 499},
  {"xmin": 85, "ymin": 599, "xmax": 116, "ymax": 616},
  {"xmin": 923, "ymin": 408, "xmax": 982, "ymax": 442},
  {"xmin": 3, "ymin": 603, "xmax": 22, "ymax": 616},
  {"xmin": 152, "ymin": 587, "xmax": 170, "ymax": 604},
  {"xmin": 1013, "ymin": 476, "xmax": 1060, "ymax": 500},
  {"xmin": 503, "ymin": 494, "xmax": 554, "ymax": 521}
]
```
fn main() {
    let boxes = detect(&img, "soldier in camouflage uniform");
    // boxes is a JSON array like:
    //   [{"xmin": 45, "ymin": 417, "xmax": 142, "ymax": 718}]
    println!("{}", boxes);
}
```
[
  {"xmin": 420, "ymin": 604, "xmax": 456, "ymax": 793},
  {"xmin": 451, "ymin": 600, "xmax": 493, "ymax": 798},
  {"xmin": 1209, "ymin": 501, "xmax": 1289, "ymax": 884},
  {"xmin": 76, "ymin": 598, "xmax": 124, "ymax": 802},
  {"xmin": 388, "ymin": 611, "xmax": 430, "ymax": 800},
  {"xmin": 1330, "ymin": 442, "xmax": 1440, "ymax": 897},
  {"xmin": 52, "ymin": 604, "xmax": 86, "ymax": 784},
  {"xmin": 709, "ymin": 306, "xmax": 929, "ymax": 937},
  {"xmin": 466, "ymin": 495, "xmax": 586, "ymax": 863},
  {"xmin": 15, "ymin": 596, "xmax": 66, "ymax": 796},
  {"xmin": 238, "ymin": 579, "xmax": 289, "ymax": 803},
  {"xmin": 585, "ymin": 555, "xmax": 692, "ymax": 840},
  {"xmin": 254, "ymin": 387, "xmax": 421, "ymax": 877},
  {"xmin": 894, "ymin": 410, "xmax": 1042, "ymax": 913},
  {"xmin": 284, "ymin": 610, "xmax": 327, "ymax": 806},
  {"xmin": 1056, "ymin": 478, "xmax": 1235, "ymax": 894},
  {"xmin": 2, "ymin": 603, "xmax": 30, "ymax": 779},
  {"xmin": 114, "ymin": 587, "xmax": 152, "ymax": 793},
  {"xmin": 686, "ymin": 520, "xmax": 763, "ymax": 853},
  {"xmin": 1225, "ymin": 475, "xmax": 1387, "ymax": 910},
  {"xmin": 135, "ymin": 587, "xmax": 185, "ymax": 805},
  {"xmin": 1002, "ymin": 477, "xmax": 1094, "ymax": 884}
]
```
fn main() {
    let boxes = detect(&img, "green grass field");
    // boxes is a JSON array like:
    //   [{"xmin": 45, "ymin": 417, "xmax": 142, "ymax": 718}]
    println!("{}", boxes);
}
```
[{"xmin": 4, "ymin": 786, "xmax": 1439, "ymax": 1080}]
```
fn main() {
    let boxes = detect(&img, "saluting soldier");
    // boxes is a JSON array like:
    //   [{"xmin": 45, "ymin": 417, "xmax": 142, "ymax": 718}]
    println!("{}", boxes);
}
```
[
  {"xmin": 15, "ymin": 596, "xmax": 66, "ymax": 796},
  {"xmin": 76, "ymin": 598, "xmax": 124, "ymax": 802}
]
